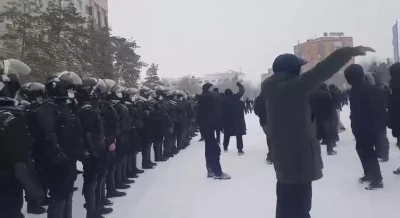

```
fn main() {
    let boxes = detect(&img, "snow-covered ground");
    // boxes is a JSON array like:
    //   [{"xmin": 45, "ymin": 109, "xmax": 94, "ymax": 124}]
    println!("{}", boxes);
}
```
[{"xmin": 24, "ymin": 106, "xmax": 400, "ymax": 218}]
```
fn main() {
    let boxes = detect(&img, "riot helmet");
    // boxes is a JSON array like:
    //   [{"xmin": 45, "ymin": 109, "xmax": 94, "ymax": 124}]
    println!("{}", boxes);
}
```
[
  {"xmin": 17, "ymin": 82, "xmax": 46, "ymax": 103},
  {"xmin": 45, "ymin": 71, "xmax": 82, "ymax": 99},
  {"xmin": 124, "ymin": 88, "xmax": 139, "ymax": 102},
  {"xmin": 0, "ymin": 59, "xmax": 31, "ymax": 98},
  {"xmin": 76, "ymin": 77, "xmax": 106, "ymax": 99}
]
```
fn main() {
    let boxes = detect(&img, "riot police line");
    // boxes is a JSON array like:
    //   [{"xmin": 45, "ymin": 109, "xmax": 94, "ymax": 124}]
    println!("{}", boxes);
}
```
[{"xmin": 0, "ymin": 59, "xmax": 199, "ymax": 218}]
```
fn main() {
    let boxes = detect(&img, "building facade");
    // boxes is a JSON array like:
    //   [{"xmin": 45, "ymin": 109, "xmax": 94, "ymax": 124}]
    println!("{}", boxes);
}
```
[
  {"xmin": 393, "ymin": 20, "xmax": 400, "ymax": 62},
  {"xmin": 0, "ymin": 0, "xmax": 109, "ymax": 58},
  {"xmin": 294, "ymin": 33, "xmax": 355, "ymax": 71}
]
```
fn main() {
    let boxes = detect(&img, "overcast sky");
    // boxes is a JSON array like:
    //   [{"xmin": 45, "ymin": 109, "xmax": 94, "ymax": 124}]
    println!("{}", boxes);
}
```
[{"xmin": 109, "ymin": 0, "xmax": 400, "ymax": 82}]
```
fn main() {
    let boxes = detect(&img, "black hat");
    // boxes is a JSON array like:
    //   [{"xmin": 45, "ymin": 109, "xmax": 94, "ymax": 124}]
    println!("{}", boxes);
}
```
[
  {"xmin": 272, "ymin": 54, "xmax": 307, "ymax": 75},
  {"xmin": 202, "ymin": 82, "xmax": 214, "ymax": 91}
]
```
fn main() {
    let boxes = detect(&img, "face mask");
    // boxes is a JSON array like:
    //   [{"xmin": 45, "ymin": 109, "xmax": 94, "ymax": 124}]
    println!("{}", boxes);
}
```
[
  {"xmin": 158, "ymin": 96, "xmax": 163, "ymax": 100},
  {"xmin": 67, "ymin": 89, "xmax": 75, "ymax": 98},
  {"xmin": 1, "ymin": 74, "xmax": 10, "ymax": 82},
  {"xmin": 116, "ymin": 92, "xmax": 123, "ymax": 99}
]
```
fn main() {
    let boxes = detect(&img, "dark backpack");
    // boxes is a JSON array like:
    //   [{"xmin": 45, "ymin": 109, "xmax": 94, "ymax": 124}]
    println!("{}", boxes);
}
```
[{"xmin": 0, "ymin": 107, "xmax": 33, "ymax": 168}]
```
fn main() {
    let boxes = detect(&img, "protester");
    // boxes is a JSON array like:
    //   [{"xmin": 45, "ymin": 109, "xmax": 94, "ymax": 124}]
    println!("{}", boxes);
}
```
[
  {"xmin": 309, "ymin": 83, "xmax": 338, "ymax": 155},
  {"xmin": 261, "ymin": 46, "xmax": 375, "ymax": 218},
  {"xmin": 221, "ymin": 83, "xmax": 246, "ymax": 155},
  {"xmin": 197, "ymin": 83, "xmax": 231, "ymax": 180},
  {"xmin": 344, "ymin": 64, "xmax": 384, "ymax": 190}
]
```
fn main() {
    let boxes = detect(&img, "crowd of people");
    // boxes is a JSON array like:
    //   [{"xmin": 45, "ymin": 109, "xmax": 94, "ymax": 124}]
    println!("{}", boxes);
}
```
[
  {"xmin": 4, "ymin": 44, "xmax": 400, "ymax": 218},
  {"xmin": 0, "ymin": 60, "xmax": 198, "ymax": 218}
]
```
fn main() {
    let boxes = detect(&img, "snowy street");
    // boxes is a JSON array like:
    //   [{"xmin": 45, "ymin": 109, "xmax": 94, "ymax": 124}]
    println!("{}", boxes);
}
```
[{"xmin": 24, "ymin": 106, "xmax": 400, "ymax": 218}]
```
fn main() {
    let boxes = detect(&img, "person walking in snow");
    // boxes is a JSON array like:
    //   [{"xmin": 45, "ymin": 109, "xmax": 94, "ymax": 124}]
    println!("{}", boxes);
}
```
[
  {"xmin": 344, "ymin": 64, "xmax": 384, "ymax": 190},
  {"xmin": 262, "ymin": 46, "xmax": 375, "ymax": 218}
]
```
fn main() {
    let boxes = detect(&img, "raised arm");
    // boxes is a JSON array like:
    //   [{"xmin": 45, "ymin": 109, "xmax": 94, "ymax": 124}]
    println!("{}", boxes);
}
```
[{"xmin": 297, "ymin": 46, "xmax": 375, "ymax": 95}]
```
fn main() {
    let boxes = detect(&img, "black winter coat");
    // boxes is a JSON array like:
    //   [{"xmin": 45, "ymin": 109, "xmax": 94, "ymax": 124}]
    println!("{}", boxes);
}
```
[
  {"xmin": 197, "ymin": 91, "xmax": 222, "ymax": 131},
  {"xmin": 388, "ymin": 87, "xmax": 400, "ymax": 137},
  {"xmin": 222, "ymin": 85, "xmax": 246, "ymax": 136},
  {"xmin": 349, "ymin": 82, "xmax": 385, "ymax": 141}
]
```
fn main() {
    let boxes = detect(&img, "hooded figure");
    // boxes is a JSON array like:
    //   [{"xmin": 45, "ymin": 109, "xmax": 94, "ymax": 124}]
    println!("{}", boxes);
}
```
[
  {"xmin": 262, "ymin": 46, "xmax": 375, "ymax": 218},
  {"xmin": 344, "ymin": 64, "xmax": 383, "ymax": 190}
]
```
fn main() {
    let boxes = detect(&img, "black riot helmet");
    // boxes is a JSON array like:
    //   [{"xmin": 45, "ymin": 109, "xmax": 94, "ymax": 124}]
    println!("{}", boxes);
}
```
[
  {"xmin": 76, "ymin": 77, "xmax": 107, "ymax": 100},
  {"xmin": 0, "ymin": 59, "xmax": 31, "ymax": 98},
  {"xmin": 45, "ymin": 71, "xmax": 82, "ymax": 99},
  {"xmin": 17, "ymin": 82, "xmax": 46, "ymax": 103}
]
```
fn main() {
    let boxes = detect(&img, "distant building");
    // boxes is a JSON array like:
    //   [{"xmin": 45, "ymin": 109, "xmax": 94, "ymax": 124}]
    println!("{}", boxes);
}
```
[
  {"xmin": 162, "ymin": 70, "xmax": 245, "ymax": 89},
  {"xmin": 393, "ymin": 20, "xmax": 400, "ymax": 62},
  {"xmin": 261, "ymin": 68, "xmax": 273, "ymax": 82},
  {"xmin": 294, "ymin": 33, "xmax": 354, "ymax": 71}
]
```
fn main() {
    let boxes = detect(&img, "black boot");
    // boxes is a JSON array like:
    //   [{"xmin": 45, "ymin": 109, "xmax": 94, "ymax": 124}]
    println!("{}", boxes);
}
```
[
  {"xmin": 99, "ymin": 206, "xmax": 113, "ymax": 215},
  {"xmin": 101, "ymin": 198, "xmax": 113, "ymax": 206},
  {"xmin": 106, "ymin": 190, "xmax": 126, "ymax": 198},
  {"xmin": 47, "ymin": 200, "xmax": 66, "ymax": 218}
]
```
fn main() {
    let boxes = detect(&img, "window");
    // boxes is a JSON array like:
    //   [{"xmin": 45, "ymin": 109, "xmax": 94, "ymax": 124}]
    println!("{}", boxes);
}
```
[
  {"xmin": 97, "ymin": 11, "xmax": 101, "ymax": 28},
  {"xmin": 333, "ymin": 41, "xmax": 343, "ymax": 47},
  {"xmin": 86, "ymin": 6, "xmax": 93, "ymax": 16},
  {"xmin": 78, "ymin": 0, "xmax": 82, "ymax": 10}
]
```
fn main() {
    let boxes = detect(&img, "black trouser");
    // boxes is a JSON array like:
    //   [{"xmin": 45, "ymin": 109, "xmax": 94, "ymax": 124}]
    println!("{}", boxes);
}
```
[
  {"xmin": 97, "ymin": 152, "xmax": 109, "ymax": 207},
  {"xmin": 375, "ymin": 129, "xmax": 389, "ymax": 159},
  {"xmin": 163, "ymin": 134, "xmax": 173, "ymax": 157},
  {"xmin": 141, "ymin": 141, "xmax": 152, "ymax": 166},
  {"xmin": 276, "ymin": 182, "xmax": 312, "ymax": 218},
  {"xmin": 153, "ymin": 138, "xmax": 164, "ymax": 161},
  {"xmin": 0, "ymin": 171, "xmax": 24, "ymax": 218},
  {"xmin": 126, "ymin": 153, "xmax": 137, "ymax": 175},
  {"xmin": 223, "ymin": 134, "xmax": 243, "ymax": 151},
  {"xmin": 44, "ymin": 159, "xmax": 76, "ymax": 218},
  {"xmin": 115, "ymin": 155, "xmax": 127, "ymax": 186},
  {"xmin": 201, "ymin": 128, "xmax": 223, "ymax": 176},
  {"xmin": 106, "ymin": 156, "xmax": 116, "ymax": 193},
  {"xmin": 82, "ymin": 156, "xmax": 102, "ymax": 217},
  {"xmin": 356, "ymin": 137, "xmax": 382, "ymax": 182}
]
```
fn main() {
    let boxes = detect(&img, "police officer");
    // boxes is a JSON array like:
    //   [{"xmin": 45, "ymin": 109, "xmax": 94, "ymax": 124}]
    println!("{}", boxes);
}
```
[
  {"xmin": 17, "ymin": 82, "xmax": 48, "ymax": 215},
  {"xmin": 0, "ymin": 59, "xmax": 44, "ymax": 218},
  {"xmin": 35, "ymin": 71, "xmax": 84, "ymax": 218},
  {"xmin": 122, "ymin": 88, "xmax": 144, "ymax": 178},
  {"xmin": 103, "ymin": 79, "xmax": 128, "ymax": 198},
  {"xmin": 95, "ymin": 79, "xmax": 121, "ymax": 202},
  {"xmin": 75, "ymin": 77, "xmax": 111, "ymax": 218},
  {"xmin": 139, "ymin": 86, "xmax": 157, "ymax": 169}
]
